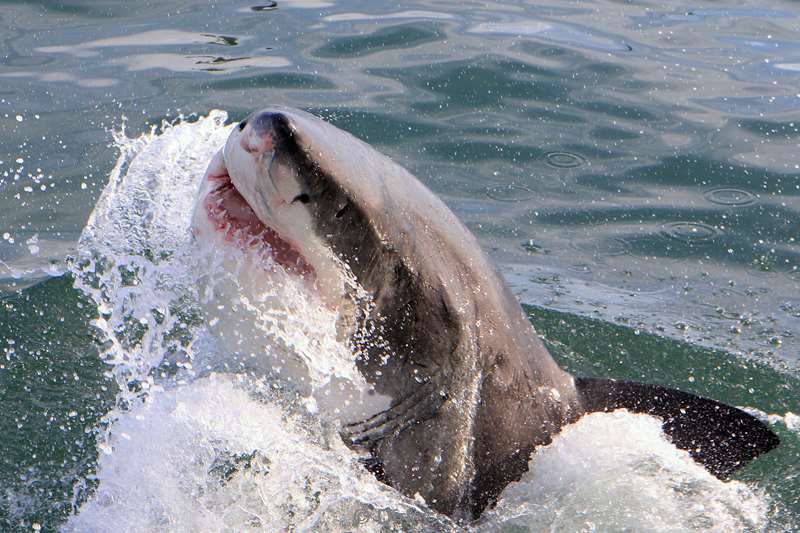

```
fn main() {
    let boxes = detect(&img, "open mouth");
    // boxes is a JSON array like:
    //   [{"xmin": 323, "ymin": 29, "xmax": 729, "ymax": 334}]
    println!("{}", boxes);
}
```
[{"xmin": 202, "ymin": 170, "xmax": 314, "ymax": 279}]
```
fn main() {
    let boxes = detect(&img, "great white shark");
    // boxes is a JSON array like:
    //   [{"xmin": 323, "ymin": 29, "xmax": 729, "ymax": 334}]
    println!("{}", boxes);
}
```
[{"xmin": 191, "ymin": 108, "xmax": 779, "ymax": 520}]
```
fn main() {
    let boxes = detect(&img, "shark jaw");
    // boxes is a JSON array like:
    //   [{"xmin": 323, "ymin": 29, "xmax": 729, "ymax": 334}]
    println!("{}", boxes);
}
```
[{"xmin": 197, "ymin": 151, "xmax": 315, "ymax": 279}]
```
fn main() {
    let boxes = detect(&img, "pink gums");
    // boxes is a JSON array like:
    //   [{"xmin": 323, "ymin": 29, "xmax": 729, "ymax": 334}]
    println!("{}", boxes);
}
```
[{"xmin": 203, "ymin": 172, "xmax": 315, "ymax": 279}]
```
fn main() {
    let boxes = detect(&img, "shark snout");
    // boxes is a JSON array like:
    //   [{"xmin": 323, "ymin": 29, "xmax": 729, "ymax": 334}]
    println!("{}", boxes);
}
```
[
  {"xmin": 239, "ymin": 126, "xmax": 275, "ymax": 156},
  {"xmin": 239, "ymin": 111, "xmax": 281, "ymax": 156}
]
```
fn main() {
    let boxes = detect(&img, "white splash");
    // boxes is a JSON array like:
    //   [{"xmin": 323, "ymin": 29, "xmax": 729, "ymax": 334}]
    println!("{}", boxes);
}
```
[
  {"xmin": 64, "ymin": 374, "xmax": 440, "ymax": 532},
  {"xmin": 71, "ymin": 111, "xmax": 229, "ymax": 395},
  {"xmin": 68, "ymin": 112, "xmax": 772, "ymax": 532},
  {"xmin": 480, "ymin": 411, "xmax": 769, "ymax": 532},
  {"xmin": 744, "ymin": 407, "xmax": 800, "ymax": 434}
]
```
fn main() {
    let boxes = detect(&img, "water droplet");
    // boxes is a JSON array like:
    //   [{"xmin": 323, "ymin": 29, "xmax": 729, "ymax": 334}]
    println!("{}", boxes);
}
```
[
  {"xmin": 546, "ymin": 151, "xmax": 585, "ymax": 169},
  {"xmin": 486, "ymin": 184, "xmax": 536, "ymax": 202},
  {"xmin": 521, "ymin": 240, "xmax": 546, "ymax": 254},
  {"xmin": 26, "ymin": 234, "xmax": 39, "ymax": 255},
  {"xmin": 661, "ymin": 222, "xmax": 720, "ymax": 243},
  {"xmin": 704, "ymin": 188, "xmax": 756, "ymax": 206}
]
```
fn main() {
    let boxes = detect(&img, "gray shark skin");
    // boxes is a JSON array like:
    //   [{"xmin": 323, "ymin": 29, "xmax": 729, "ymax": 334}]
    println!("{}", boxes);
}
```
[{"xmin": 202, "ymin": 107, "xmax": 779, "ymax": 521}]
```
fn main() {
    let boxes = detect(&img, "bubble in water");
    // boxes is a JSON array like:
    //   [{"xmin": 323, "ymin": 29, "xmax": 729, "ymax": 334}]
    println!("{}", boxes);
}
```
[
  {"xmin": 662, "ymin": 222, "xmax": 720, "ymax": 243},
  {"xmin": 545, "ymin": 151, "xmax": 585, "ymax": 169},
  {"xmin": 704, "ymin": 188, "xmax": 757, "ymax": 206},
  {"xmin": 486, "ymin": 184, "xmax": 536, "ymax": 202}
]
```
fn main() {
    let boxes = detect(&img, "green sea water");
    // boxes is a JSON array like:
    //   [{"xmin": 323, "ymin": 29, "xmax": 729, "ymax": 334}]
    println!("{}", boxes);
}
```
[{"xmin": 0, "ymin": 1, "xmax": 798, "ymax": 531}]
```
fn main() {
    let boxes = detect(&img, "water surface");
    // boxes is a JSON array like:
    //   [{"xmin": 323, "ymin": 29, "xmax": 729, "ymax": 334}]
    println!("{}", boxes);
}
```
[{"xmin": 0, "ymin": 1, "xmax": 798, "ymax": 531}]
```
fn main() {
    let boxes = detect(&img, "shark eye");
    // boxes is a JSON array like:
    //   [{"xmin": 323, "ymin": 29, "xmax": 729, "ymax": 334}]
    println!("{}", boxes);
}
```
[
  {"xmin": 292, "ymin": 193, "xmax": 310, "ymax": 204},
  {"xmin": 238, "ymin": 120, "xmax": 248, "ymax": 131}
]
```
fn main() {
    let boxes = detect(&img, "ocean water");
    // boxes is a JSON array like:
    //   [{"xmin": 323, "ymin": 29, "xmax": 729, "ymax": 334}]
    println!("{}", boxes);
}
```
[{"xmin": 0, "ymin": 1, "xmax": 798, "ymax": 531}]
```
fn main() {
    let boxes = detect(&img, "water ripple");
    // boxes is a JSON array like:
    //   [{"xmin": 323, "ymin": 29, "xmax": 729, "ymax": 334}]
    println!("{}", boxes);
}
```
[
  {"xmin": 546, "ymin": 151, "xmax": 585, "ymax": 169},
  {"xmin": 704, "ymin": 188, "xmax": 757, "ymax": 206},
  {"xmin": 486, "ymin": 184, "xmax": 536, "ymax": 202},
  {"xmin": 661, "ymin": 222, "xmax": 721, "ymax": 243}
]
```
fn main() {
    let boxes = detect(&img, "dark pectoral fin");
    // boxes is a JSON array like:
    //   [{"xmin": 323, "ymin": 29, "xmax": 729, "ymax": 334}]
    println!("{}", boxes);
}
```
[{"xmin": 576, "ymin": 377, "xmax": 779, "ymax": 478}]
